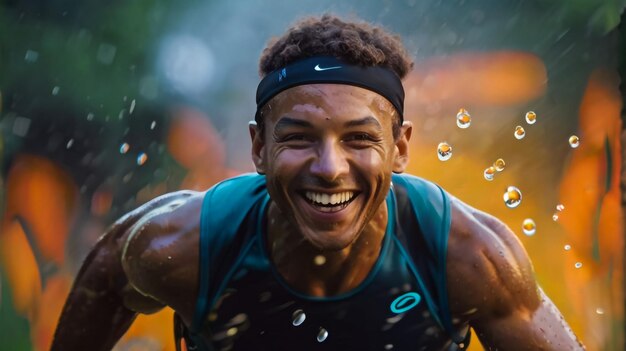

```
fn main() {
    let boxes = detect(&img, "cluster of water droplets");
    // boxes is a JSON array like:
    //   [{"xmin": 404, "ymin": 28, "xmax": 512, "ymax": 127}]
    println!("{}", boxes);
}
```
[
  {"xmin": 119, "ymin": 142, "xmax": 148, "ymax": 165},
  {"xmin": 552, "ymin": 203, "xmax": 565, "ymax": 222},
  {"xmin": 291, "ymin": 309, "xmax": 329, "ymax": 343},
  {"xmin": 484, "ymin": 158, "xmax": 506, "ymax": 181}
]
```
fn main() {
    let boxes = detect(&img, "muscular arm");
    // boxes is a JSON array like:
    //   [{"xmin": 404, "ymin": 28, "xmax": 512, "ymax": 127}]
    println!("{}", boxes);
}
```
[
  {"xmin": 51, "ymin": 191, "xmax": 202, "ymax": 351},
  {"xmin": 446, "ymin": 199, "xmax": 584, "ymax": 350}
]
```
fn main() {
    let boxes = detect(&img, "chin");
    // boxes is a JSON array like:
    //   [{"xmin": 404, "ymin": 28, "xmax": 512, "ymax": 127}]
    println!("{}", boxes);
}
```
[{"xmin": 302, "ymin": 227, "xmax": 361, "ymax": 252}]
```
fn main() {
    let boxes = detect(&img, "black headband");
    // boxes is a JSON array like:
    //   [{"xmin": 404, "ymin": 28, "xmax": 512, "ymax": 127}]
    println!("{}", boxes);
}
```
[{"xmin": 255, "ymin": 56, "xmax": 404, "ymax": 121}]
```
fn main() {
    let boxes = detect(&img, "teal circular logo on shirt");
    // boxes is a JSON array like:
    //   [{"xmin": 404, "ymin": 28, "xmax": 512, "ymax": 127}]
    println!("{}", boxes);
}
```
[{"xmin": 390, "ymin": 292, "xmax": 421, "ymax": 313}]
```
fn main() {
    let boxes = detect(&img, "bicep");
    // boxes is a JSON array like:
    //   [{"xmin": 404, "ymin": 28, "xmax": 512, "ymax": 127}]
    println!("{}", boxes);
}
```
[
  {"xmin": 446, "ymin": 203, "xmax": 584, "ymax": 350},
  {"xmin": 121, "ymin": 193, "xmax": 202, "ymax": 323}
]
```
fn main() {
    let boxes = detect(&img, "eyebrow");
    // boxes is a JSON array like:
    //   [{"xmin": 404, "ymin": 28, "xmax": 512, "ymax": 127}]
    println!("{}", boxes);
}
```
[
  {"xmin": 344, "ymin": 116, "xmax": 382, "ymax": 131},
  {"xmin": 273, "ymin": 115, "xmax": 383, "ymax": 132},
  {"xmin": 273, "ymin": 117, "xmax": 313, "ymax": 133}
]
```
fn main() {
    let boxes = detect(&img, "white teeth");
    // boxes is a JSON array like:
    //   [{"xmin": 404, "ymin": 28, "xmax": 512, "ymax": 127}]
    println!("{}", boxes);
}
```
[
  {"xmin": 305, "ymin": 191, "xmax": 354, "ymax": 206},
  {"xmin": 320, "ymin": 193, "xmax": 330, "ymax": 205}
]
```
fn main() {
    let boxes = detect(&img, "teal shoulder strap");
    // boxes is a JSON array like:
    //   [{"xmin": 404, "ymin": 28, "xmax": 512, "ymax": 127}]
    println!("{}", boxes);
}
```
[
  {"xmin": 191, "ymin": 173, "xmax": 267, "ymax": 333},
  {"xmin": 391, "ymin": 174, "xmax": 466, "ymax": 344}
]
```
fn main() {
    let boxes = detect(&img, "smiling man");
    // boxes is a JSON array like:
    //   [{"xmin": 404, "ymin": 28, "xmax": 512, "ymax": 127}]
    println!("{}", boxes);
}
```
[{"xmin": 52, "ymin": 15, "xmax": 585, "ymax": 351}]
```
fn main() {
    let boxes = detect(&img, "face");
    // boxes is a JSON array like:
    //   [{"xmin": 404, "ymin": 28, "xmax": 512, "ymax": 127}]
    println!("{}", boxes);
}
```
[{"xmin": 250, "ymin": 84, "xmax": 412, "ymax": 251}]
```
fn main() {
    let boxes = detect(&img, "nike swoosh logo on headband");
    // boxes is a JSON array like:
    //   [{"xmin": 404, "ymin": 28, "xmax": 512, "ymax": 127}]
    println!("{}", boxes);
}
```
[{"xmin": 314, "ymin": 64, "xmax": 342, "ymax": 71}]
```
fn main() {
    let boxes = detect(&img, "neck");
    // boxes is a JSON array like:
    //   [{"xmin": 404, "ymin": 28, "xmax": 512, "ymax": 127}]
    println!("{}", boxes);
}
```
[{"xmin": 266, "ymin": 200, "xmax": 388, "ymax": 297}]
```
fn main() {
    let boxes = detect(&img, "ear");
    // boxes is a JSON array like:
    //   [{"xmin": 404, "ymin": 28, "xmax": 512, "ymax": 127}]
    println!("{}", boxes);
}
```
[
  {"xmin": 249, "ymin": 121, "xmax": 266, "ymax": 174},
  {"xmin": 393, "ymin": 121, "xmax": 412, "ymax": 173}
]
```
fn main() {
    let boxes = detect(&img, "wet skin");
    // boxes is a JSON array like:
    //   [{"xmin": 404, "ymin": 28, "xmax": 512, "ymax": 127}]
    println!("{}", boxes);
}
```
[{"xmin": 51, "ymin": 85, "xmax": 585, "ymax": 350}]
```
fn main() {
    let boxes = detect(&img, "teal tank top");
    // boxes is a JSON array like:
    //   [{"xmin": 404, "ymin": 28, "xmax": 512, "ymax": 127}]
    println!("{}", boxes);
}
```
[{"xmin": 175, "ymin": 173, "xmax": 470, "ymax": 351}]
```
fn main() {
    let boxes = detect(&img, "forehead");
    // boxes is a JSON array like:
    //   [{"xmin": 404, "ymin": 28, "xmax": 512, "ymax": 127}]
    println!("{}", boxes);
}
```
[{"xmin": 264, "ymin": 84, "xmax": 396, "ymax": 122}]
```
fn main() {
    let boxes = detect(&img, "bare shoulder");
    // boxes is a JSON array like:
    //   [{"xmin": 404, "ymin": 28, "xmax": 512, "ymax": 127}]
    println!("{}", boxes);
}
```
[
  {"xmin": 445, "ymin": 195, "xmax": 539, "ymax": 322},
  {"xmin": 119, "ymin": 190, "xmax": 205, "ymax": 322}
]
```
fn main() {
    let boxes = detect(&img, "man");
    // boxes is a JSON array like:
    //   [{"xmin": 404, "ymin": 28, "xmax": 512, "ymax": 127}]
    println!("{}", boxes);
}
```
[{"xmin": 52, "ymin": 15, "xmax": 585, "ymax": 350}]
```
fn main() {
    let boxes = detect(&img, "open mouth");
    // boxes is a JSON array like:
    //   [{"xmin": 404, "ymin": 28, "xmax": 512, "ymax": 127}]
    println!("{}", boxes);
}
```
[{"xmin": 302, "ymin": 190, "xmax": 358, "ymax": 213}]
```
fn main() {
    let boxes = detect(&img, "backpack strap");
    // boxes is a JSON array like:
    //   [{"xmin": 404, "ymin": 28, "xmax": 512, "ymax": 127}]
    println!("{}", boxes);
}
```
[{"xmin": 391, "ymin": 174, "xmax": 469, "ymax": 346}]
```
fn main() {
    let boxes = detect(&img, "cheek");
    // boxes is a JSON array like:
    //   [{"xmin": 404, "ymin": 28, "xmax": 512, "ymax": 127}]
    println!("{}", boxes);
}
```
[
  {"xmin": 269, "ymin": 148, "xmax": 310, "ymax": 178},
  {"xmin": 352, "ymin": 148, "xmax": 391, "ymax": 173}
]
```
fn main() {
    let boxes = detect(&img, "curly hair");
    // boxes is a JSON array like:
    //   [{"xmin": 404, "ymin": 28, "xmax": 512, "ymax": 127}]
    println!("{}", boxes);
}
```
[
  {"xmin": 257, "ymin": 15, "xmax": 413, "ymax": 139},
  {"xmin": 259, "ymin": 14, "xmax": 413, "ymax": 78}
]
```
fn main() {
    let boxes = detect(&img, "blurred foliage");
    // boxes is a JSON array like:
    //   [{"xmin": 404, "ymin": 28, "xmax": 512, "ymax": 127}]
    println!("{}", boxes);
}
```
[{"xmin": 538, "ymin": 0, "xmax": 626, "ymax": 34}]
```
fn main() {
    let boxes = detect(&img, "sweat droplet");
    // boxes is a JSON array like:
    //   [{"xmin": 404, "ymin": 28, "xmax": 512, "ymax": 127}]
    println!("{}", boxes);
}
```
[
  {"xmin": 292, "ymin": 310, "xmax": 306, "ymax": 326},
  {"xmin": 564, "ymin": 244, "xmax": 571, "ymax": 251},
  {"xmin": 514, "ymin": 126, "xmax": 525, "ymax": 140},
  {"xmin": 484, "ymin": 166, "xmax": 496, "ymax": 181},
  {"xmin": 494, "ymin": 158, "xmax": 505, "ymax": 172},
  {"xmin": 503, "ymin": 186, "xmax": 522, "ymax": 208},
  {"xmin": 525, "ymin": 111, "xmax": 537, "ymax": 124},
  {"xmin": 317, "ymin": 327, "xmax": 328, "ymax": 342},
  {"xmin": 556, "ymin": 204, "xmax": 565, "ymax": 211},
  {"xmin": 456, "ymin": 109, "xmax": 471, "ymax": 129},
  {"xmin": 522, "ymin": 219, "xmax": 536, "ymax": 236},
  {"xmin": 314, "ymin": 255, "xmax": 326, "ymax": 266},
  {"xmin": 575, "ymin": 262, "xmax": 583, "ymax": 269},
  {"xmin": 137, "ymin": 152, "xmax": 148, "ymax": 165},
  {"xmin": 569, "ymin": 135, "xmax": 580, "ymax": 148},
  {"xmin": 437, "ymin": 142, "xmax": 452, "ymax": 161},
  {"xmin": 119, "ymin": 143, "xmax": 130, "ymax": 154}
]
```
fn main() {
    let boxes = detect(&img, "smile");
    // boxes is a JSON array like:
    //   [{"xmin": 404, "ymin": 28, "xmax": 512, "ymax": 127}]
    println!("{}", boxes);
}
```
[{"xmin": 303, "ymin": 191, "xmax": 357, "ymax": 213}]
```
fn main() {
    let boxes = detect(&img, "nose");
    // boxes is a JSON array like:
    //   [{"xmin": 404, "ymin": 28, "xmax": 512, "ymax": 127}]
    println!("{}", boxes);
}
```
[{"xmin": 310, "ymin": 140, "xmax": 349, "ymax": 182}]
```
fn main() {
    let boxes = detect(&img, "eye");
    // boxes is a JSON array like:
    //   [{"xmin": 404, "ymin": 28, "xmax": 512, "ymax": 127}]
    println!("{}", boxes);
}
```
[
  {"xmin": 344, "ymin": 133, "xmax": 379, "ymax": 144},
  {"xmin": 274, "ymin": 133, "xmax": 314, "ymax": 146}
]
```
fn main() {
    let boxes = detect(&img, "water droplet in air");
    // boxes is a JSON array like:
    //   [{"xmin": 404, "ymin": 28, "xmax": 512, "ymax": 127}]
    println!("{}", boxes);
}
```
[
  {"xmin": 52, "ymin": 86, "xmax": 60, "ymax": 95},
  {"xmin": 292, "ymin": 310, "xmax": 306, "ymax": 326},
  {"xmin": 317, "ymin": 327, "xmax": 328, "ymax": 342},
  {"xmin": 456, "ymin": 109, "xmax": 471, "ymax": 129},
  {"xmin": 514, "ymin": 126, "xmax": 526, "ymax": 140},
  {"xmin": 556, "ymin": 204, "xmax": 565, "ymax": 211},
  {"xmin": 314, "ymin": 255, "xmax": 326, "ymax": 266},
  {"xmin": 503, "ymin": 186, "xmax": 522, "ymax": 208},
  {"xmin": 130, "ymin": 99, "xmax": 136, "ymax": 114},
  {"xmin": 226, "ymin": 327, "xmax": 238, "ymax": 337},
  {"xmin": 437, "ymin": 142, "xmax": 452, "ymax": 161},
  {"xmin": 24, "ymin": 49, "xmax": 39, "ymax": 62},
  {"xmin": 66, "ymin": 139, "xmax": 74, "ymax": 149},
  {"xmin": 525, "ymin": 111, "xmax": 537, "ymax": 124},
  {"xmin": 385, "ymin": 344, "xmax": 394, "ymax": 350},
  {"xmin": 484, "ymin": 166, "xmax": 496, "ymax": 181},
  {"xmin": 137, "ymin": 152, "xmax": 148, "ymax": 165},
  {"xmin": 87, "ymin": 113, "xmax": 94, "ymax": 121},
  {"xmin": 574, "ymin": 262, "xmax": 582, "ymax": 269},
  {"xmin": 552, "ymin": 213, "xmax": 559, "ymax": 221},
  {"xmin": 569, "ymin": 135, "xmax": 580, "ymax": 148},
  {"xmin": 119, "ymin": 143, "xmax": 130, "ymax": 154},
  {"xmin": 596, "ymin": 308, "xmax": 604, "ymax": 315},
  {"xmin": 150, "ymin": 121, "xmax": 156, "ymax": 130},
  {"xmin": 564, "ymin": 244, "xmax": 571, "ymax": 251},
  {"xmin": 522, "ymin": 219, "xmax": 536, "ymax": 236},
  {"xmin": 494, "ymin": 158, "xmax": 505, "ymax": 172}
]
